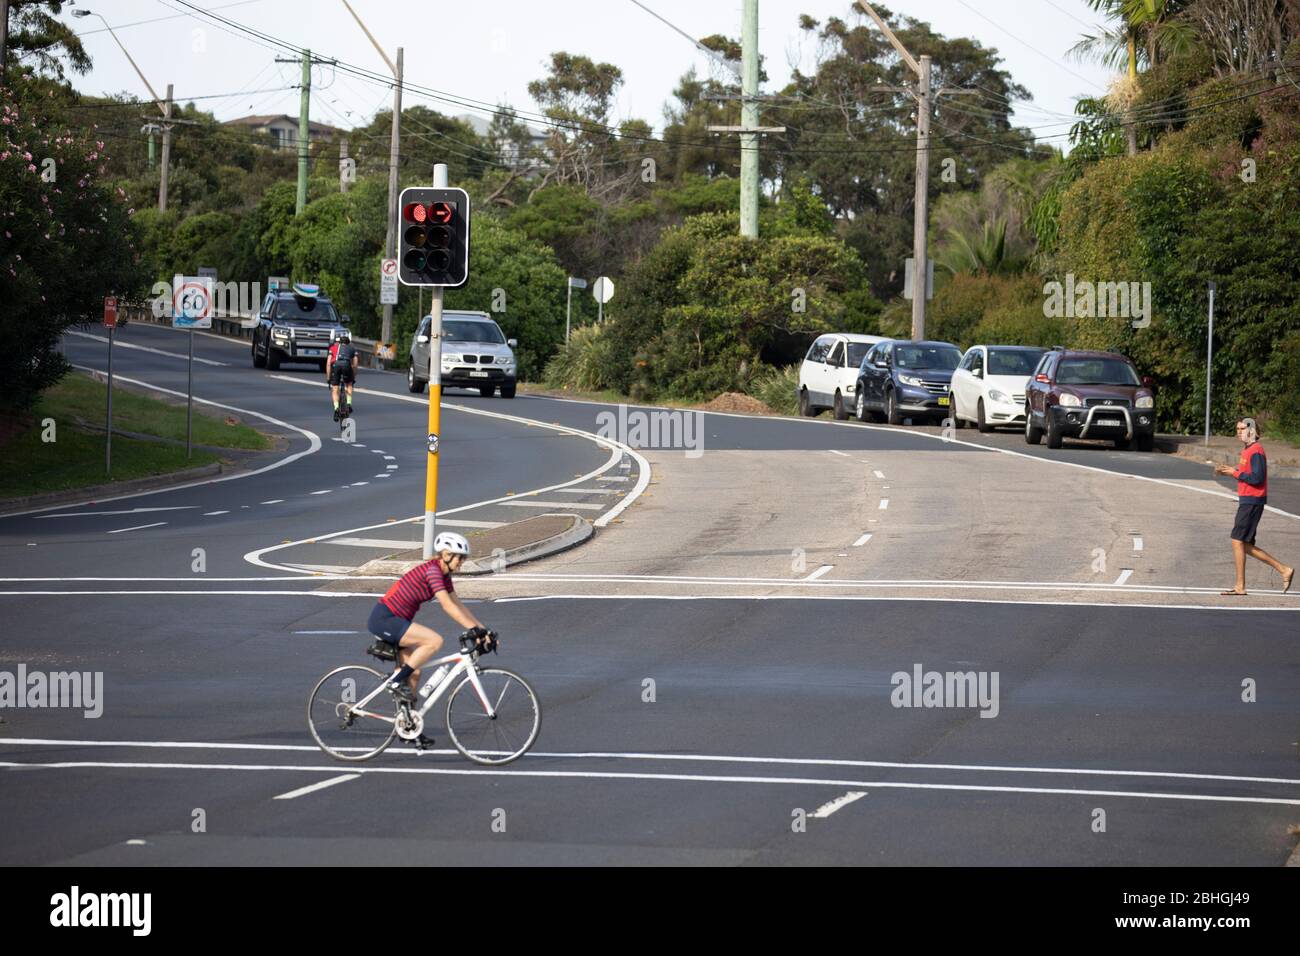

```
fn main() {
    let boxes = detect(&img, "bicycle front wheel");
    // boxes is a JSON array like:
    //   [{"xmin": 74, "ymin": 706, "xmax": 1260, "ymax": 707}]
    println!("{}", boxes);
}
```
[
  {"xmin": 308, "ymin": 665, "xmax": 397, "ymax": 762},
  {"xmin": 445, "ymin": 668, "xmax": 541, "ymax": 766}
]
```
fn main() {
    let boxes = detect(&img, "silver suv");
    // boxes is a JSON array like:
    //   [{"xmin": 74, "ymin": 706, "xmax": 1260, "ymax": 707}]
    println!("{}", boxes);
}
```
[{"xmin": 407, "ymin": 311, "xmax": 518, "ymax": 398}]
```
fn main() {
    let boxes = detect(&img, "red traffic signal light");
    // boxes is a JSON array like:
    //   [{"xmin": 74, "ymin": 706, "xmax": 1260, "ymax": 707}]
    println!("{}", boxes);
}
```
[{"xmin": 397, "ymin": 187, "xmax": 470, "ymax": 287}]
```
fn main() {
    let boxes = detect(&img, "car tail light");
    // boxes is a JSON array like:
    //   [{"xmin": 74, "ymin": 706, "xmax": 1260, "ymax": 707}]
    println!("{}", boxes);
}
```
[{"xmin": 1035, "ymin": 373, "xmax": 1050, "ymax": 383}]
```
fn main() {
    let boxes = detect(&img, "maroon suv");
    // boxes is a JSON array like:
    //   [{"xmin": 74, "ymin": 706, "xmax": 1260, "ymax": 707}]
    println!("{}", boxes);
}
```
[{"xmin": 1024, "ymin": 348, "xmax": 1156, "ymax": 451}]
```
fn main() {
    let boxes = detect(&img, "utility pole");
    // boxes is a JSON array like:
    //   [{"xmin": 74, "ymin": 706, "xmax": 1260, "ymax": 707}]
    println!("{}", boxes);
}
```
[
  {"xmin": 159, "ymin": 84, "xmax": 173, "ymax": 212},
  {"xmin": 342, "ymin": 0, "xmax": 402, "ymax": 349},
  {"xmin": 339, "ymin": 136, "xmax": 350, "ymax": 193},
  {"xmin": 297, "ymin": 49, "xmax": 311, "ymax": 214},
  {"xmin": 706, "ymin": 0, "xmax": 784, "ymax": 238},
  {"xmin": 0, "ymin": 0, "xmax": 11, "ymax": 90}
]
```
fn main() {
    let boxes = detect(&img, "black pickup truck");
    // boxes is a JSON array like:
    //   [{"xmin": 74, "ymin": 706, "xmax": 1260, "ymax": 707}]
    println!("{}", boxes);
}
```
[{"xmin": 251, "ymin": 288, "xmax": 350, "ymax": 371}]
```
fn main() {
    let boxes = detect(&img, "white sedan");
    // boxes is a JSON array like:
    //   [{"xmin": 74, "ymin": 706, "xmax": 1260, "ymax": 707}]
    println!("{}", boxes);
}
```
[{"xmin": 949, "ymin": 345, "xmax": 1046, "ymax": 432}]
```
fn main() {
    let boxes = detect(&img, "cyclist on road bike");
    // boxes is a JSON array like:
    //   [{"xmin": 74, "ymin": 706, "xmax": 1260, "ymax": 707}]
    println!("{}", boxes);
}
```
[
  {"xmin": 366, "ymin": 531, "xmax": 495, "ymax": 705},
  {"xmin": 326, "ymin": 330, "xmax": 358, "ymax": 421}
]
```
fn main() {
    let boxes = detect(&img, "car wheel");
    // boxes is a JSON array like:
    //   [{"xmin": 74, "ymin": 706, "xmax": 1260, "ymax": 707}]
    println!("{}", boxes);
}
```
[
  {"xmin": 1025, "ymin": 407, "xmax": 1043, "ymax": 445},
  {"xmin": 252, "ymin": 339, "xmax": 266, "ymax": 368},
  {"xmin": 886, "ymin": 388, "xmax": 903, "ymax": 425},
  {"xmin": 977, "ymin": 398, "xmax": 994, "ymax": 433},
  {"xmin": 1113, "ymin": 437, "xmax": 1132, "ymax": 450},
  {"xmin": 833, "ymin": 391, "xmax": 849, "ymax": 421},
  {"xmin": 500, "ymin": 380, "xmax": 517, "ymax": 399},
  {"xmin": 855, "ymin": 390, "xmax": 869, "ymax": 423},
  {"xmin": 479, "ymin": 385, "xmax": 496, "ymax": 398},
  {"xmin": 406, "ymin": 364, "xmax": 426, "ymax": 394},
  {"xmin": 1137, "ymin": 433, "xmax": 1154, "ymax": 452},
  {"xmin": 799, "ymin": 389, "xmax": 818, "ymax": 418},
  {"xmin": 1045, "ymin": 409, "xmax": 1063, "ymax": 449},
  {"xmin": 266, "ymin": 347, "xmax": 281, "ymax": 371},
  {"xmin": 951, "ymin": 393, "xmax": 966, "ymax": 428}
]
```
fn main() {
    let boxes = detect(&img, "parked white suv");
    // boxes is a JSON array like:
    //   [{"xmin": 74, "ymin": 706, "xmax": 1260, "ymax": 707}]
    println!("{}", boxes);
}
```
[
  {"xmin": 798, "ymin": 333, "xmax": 887, "ymax": 420},
  {"xmin": 949, "ymin": 345, "xmax": 1045, "ymax": 432}
]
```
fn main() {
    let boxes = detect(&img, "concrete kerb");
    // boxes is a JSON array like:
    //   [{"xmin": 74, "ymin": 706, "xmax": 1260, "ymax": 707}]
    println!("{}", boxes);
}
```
[
  {"xmin": 353, "ymin": 514, "xmax": 593, "ymax": 577},
  {"xmin": 0, "ymin": 462, "xmax": 223, "ymax": 516},
  {"xmin": 1154, "ymin": 435, "xmax": 1300, "ymax": 479}
]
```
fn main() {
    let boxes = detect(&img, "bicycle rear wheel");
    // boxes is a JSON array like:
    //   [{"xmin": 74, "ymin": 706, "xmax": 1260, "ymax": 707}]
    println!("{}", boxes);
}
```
[
  {"xmin": 308, "ymin": 665, "xmax": 398, "ymax": 762},
  {"xmin": 445, "ymin": 668, "xmax": 541, "ymax": 766}
]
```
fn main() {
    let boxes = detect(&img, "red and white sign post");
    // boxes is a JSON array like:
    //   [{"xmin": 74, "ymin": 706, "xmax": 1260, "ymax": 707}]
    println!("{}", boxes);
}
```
[{"xmin": 103, "ymin": 296, "xmax": 118, "ymax": 475}]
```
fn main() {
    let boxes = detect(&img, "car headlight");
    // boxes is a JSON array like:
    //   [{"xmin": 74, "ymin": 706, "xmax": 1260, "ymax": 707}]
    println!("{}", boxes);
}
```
[
  {"xmin": 442, "ymin": 353, "xmax": 462, "ymax": 364},
  {"xmin": 271, "ymin": 328, "xmax": 289, "ymax": 342},
  {"xmin": 988, "ymin": 389, "xmax": 1010, "ymax": 404},
  {"xmin": 898, "ymin": 374, "xmax": 925, "ymax": 387},
  {"xmin": 1136, "ymin": 395, "xmax": 1154, "ymax": 408},
  {"xmin": 1059, "ymin": 393, "xmax": 1082, "ymax": 407},
  {"xmin": 497, "ymin": 355, "xmax": 513, "ymax": 365}
]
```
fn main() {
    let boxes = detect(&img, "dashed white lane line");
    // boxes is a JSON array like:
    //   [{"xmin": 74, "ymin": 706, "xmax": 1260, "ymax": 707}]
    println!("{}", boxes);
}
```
[
  {"xmin": 261, "ymin": 499, "xmax": 284, "ymax": 505},
  {"xmin": 385, "ymin": 465, "xmax": 398, "ymax": 470},
  {"xmin": 106, "ymin": 522, "xmax": 167, "ymax": 534},
  {"xmin": 382, "ymin": 455, "xmax": 395, "ymax": 461},
  {"xmin": 873, "ymin": 470, "xmax": 886, "ymax": 479},
  {"xmin": 351, "ymin": 482, "xmax": 368, "ymax": 487},
  {"xmin": 203, "ymin": 511, "xmax": 230, "ymax": 516},
  {"xmin": 879, "ymin": 498, "xmax": 890, "ymax": 510},
  {"xmin": 374, "ymin": 474, "xmax": 392, "ymax": 479},
  {"xmin": 829, "ymin": 450, "xmax": 851, "ymax": 458},
  {"xmin": 273, "ymin": 773, "xmax": 360, "ymax": 800},
  {"xmin": 1114, "ymin": 569, "xmax": 1134, "ymax": 586},
  {"xmin": 310, "ymin": 490, "xmax": 332, "ymax": 496},
  {"xmin": 853, "ymin": 533, "xmax": 873, "ymax": 547},
  {"xmin": 1133, "ymin": 536, "xmax": 1144, "ymax": 551},
  {"xmin": 810, "ymin": 790, "xmax": 867, "ymax": 819},
  {"xmin": 804, "ymin": 565, "xmax": 834, "ymax": 581}
]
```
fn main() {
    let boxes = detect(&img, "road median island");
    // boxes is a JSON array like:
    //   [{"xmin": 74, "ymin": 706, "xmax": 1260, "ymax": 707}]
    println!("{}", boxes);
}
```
[
  {"xmin": 351, "ymin": 513, "xmax": 593, "ymax": 578},
  {"xmin": 1154, "ymin": 433, "xmax": 1300, "ymax": 478}
]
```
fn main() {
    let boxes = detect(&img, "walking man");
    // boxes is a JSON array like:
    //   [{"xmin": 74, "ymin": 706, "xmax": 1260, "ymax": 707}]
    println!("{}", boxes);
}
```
[{"xmin": 1216, "ymin": 417, "xmax": 1294, "ymax": 595}]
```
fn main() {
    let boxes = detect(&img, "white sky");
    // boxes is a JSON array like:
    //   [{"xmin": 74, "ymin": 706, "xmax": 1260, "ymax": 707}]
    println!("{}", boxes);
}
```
[{"xmin": 57, "ymin": 0, "xmax": 1114, "ymax": 149}]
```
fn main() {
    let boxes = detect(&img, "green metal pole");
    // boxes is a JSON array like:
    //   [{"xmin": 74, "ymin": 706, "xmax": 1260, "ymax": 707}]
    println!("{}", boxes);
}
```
[{"xmin": 296, "ymin": 49, "xmax": 311, "ymax": 215}]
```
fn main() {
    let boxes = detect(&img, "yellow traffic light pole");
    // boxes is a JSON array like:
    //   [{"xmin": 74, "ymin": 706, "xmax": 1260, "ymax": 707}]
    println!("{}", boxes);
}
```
[{"xmin": 422, "ymin": 163, "xmax": 449, "ymax": 559}]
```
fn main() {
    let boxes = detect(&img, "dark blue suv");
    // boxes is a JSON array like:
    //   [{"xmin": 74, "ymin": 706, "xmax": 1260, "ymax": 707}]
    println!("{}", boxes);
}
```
[{"xmin": 854, "ymin": 339, "xmax": 963, "ymax": 425}]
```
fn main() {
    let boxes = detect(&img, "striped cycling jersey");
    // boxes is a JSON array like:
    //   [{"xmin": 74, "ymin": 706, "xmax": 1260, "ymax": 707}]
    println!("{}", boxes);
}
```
[{"xmin": 381, "ymin": 559, "xmax": 455, "ymax": 620}]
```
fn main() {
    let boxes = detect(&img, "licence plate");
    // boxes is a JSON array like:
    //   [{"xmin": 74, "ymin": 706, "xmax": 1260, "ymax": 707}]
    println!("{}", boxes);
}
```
[
  {"xmin": 301, "ymin": 349, "xmax": 321, "ymax": 356},
  {"xmin": 1094, "ymin": 419, "xmax": 1121, "ymax": 426},
  {"xmin": 937, "ymin": 396, "xmax": 950, "ymax": 406},
  {"xmin": 469, "ymin": 370, "xmax": 489, "ymax": 378}
]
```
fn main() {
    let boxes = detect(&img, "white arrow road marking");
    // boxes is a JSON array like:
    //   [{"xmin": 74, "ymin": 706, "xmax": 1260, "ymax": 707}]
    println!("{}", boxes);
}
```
[
  {"xmin": 37, "ymin": 507, "xmax": 197, "ymax": 519},
  {"xmin": 810, "ymin": 790, "xmax": 867, "ymax": 818},
  {"xmin": 106, "ymin": 522, "xmax": 167, "ymax": 534},
  {"xmin": 274, "ymin": 773, "xmax": 360, "ymax": 800}
]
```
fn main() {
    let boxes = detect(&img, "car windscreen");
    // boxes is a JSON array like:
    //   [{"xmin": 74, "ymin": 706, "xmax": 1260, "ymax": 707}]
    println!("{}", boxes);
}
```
[
  {"xmin": 1056, "ymin": 358, "xmax": 1141, "ymax": 386},
  {"xmin": 846, "ymin": 343, "xmax": 875, "ymax": 367},
  {"xmin": 276, "ymin": 296, "xmax": 338, "ymax": 323},
  {"xmin": 443, "ymin": 320, "xmax": 505, "ymax": 344},
  {"xmin": 894, "ymin": 345, "xmax": 960, "ymax": 371},
  {"xmin": 988, "ymin": 348, "xmax": 1044, "ymax": 376}
]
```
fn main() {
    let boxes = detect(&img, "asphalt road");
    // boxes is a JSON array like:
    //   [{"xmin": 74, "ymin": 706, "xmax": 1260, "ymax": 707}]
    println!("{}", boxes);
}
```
[{"xmin": 1, "ymin": 322, "xmax": 1296, "ymax": 866}]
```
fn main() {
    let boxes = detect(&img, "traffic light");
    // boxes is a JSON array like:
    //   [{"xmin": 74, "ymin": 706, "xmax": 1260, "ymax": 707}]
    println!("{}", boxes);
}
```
[{"xmin": 398, "ymin": 186, "xmax": 470, "ymax": 287}]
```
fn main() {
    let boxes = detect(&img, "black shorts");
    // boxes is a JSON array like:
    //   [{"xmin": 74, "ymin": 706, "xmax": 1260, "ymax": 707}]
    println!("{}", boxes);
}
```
[
  {"xmin": 367, "ymin": 601, "xmax": 412, "ymax": 645},
  {"xmin": 1231, "ymin": 501, "xmax": 1265, "ymax": 545},
  {"xmin": 329, "ymin": 365, "xmax": 355, "ymax": 386}
]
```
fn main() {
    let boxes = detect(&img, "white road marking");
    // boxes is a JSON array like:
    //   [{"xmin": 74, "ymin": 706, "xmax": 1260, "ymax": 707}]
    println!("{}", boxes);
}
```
[
  {"xmin": 804, "ymin": 565, "xmax": 834, "ymax": 581},
  {"xmin": 420, "ymin": 518, "xmax": 504, "ymax": 528},
  {"xmin": 37, "ymin": 507, "xmax": 196, "ymax": 519},
  {"xmin": 310, "ymin": 490, "xmax": 332, "ymax": 495},
  {"xmin": 1133, "ymin": 536, "xmax": 1144, "ymax": 551},
  {"xmin": 5, "ymin": 738, "xmax": 1297, "ymax": 788},
  {"xmin": 873, "ymin": 470, "xmax": 886, "ymax": 479},
  {"xmin": 327, "ymin": 537, "xmax": 421, "ymax": 549},
  {"xmin": 853, "ymin": 533, "xmax": 873, "ymax": 547},
  {"xmin": 261, "ymin": 499, "xmax": 284, "ymax": 505},
  {"xmin": 497, "ymin": 500, "xmax": 604, "ymax": 511},
  {"xmin": 598, "ymin": 476, "xmax": 629, "ymax": 482},
  {"xmin": 1, "ymin": 759, "xmax": 1295, "ymax": 807},
  {"xmin": 382, "ymin": 455, "xmax": 395, "ymax": 460},
  {"xmin": 351, "ymin": 482, "xmax": 368, "ymax": 487},
  {"xmin": 829, "ymin": 450, "xmax": 851, "ymax": 458},
  {"xmin": 374, "ymin": 474, "xmax": 392, "ymax": 479},
  {"xmin": 1114, "ymin": 569, "xmax": 1134, "ymax": 586},
  {"xmin": 106, "ymin": 522, "xmax": 167, "ymax": 534},
  {"xmin": 66, "ymin": 330, "xmax": 229, "ymax": 366},
  {"xmin": 274, "ymin": 773, "xmax": 360, "ymax": 800},
  {"xmin": 385, "ymin": 465, "xmax": 398, "ymax": 470},
  {"xmin": 810, "ymin": 790, "xmax": 867, "ymax": 818},
  {"xmin": 551, "ymin": 488, "xmax": 615, "ymax": 495},
  {"xmin": 283, "ymin": 565, "xmax": 357, "ymax": 574},
  {"xmin": 879, "ymin": 498, "xmax": 890, "ymax": 510},
  {"xmin": 203, "ymin": 511, "xmax": 230, "ymax": 516}
]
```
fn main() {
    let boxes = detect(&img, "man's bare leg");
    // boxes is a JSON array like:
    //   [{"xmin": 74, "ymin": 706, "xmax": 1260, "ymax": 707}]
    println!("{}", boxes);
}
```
[
  {"xmin": 1225, "ymin": 539, "xmax": 1248, "ymax": 594},
  {"xmin": 1245, "ymin": 544, "xmax": 1294, "ymax": 590}
]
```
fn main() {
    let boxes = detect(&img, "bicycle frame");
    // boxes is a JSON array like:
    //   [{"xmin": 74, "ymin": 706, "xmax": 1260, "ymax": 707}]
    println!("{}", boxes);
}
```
[{"xmin": 346, "ymin": 650, "xmax": 496, "ymax": 726}]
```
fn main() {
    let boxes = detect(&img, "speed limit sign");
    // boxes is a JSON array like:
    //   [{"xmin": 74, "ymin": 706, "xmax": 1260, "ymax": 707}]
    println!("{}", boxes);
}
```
[{"xmin": 172, "ymin": 275, "xmax": 214, "ymax": 329}]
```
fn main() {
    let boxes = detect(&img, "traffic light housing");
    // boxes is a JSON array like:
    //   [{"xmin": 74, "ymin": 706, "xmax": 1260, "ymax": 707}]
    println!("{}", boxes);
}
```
[{"xmin": 398, "ymin": 186, "xmax": 470, "ymax": 287}]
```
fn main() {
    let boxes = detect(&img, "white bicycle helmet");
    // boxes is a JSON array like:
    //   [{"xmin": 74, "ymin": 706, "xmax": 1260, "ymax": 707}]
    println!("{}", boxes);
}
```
[{"xmin": 433, "ymin": 531, "xmax": 470, "ymax": 557}]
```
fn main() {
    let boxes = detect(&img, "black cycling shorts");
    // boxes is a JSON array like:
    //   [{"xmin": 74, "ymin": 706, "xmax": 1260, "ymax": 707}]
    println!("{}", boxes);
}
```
[
  {"xmin": 1230, "ymin": 501, "xmax": 1265, "ymax": 545},
  {"xmin": 368, "ymin": 601, "xmax": 412, "ymax": 645},
  {"xmin": 329, "ymin": 364, "xmax": 355, "ymax": 386}
]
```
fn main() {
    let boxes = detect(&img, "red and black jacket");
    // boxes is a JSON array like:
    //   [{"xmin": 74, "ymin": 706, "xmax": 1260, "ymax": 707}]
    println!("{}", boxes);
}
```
[{"xmin": 1232, "ymin": 441, "xmax": 1267, "ymax": 503}]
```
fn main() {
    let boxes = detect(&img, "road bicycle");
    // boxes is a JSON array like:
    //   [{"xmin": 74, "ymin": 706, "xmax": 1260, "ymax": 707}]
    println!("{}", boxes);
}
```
[{"xmin": 307, "ymin": 630, "xmax": 541, "ymax": 765}]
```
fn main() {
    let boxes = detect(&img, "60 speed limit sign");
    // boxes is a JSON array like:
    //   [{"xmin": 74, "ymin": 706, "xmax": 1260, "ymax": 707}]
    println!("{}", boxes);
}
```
[{"xmin": 172, "ymin": 275, "xmax": 215, "ymax": 329}]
